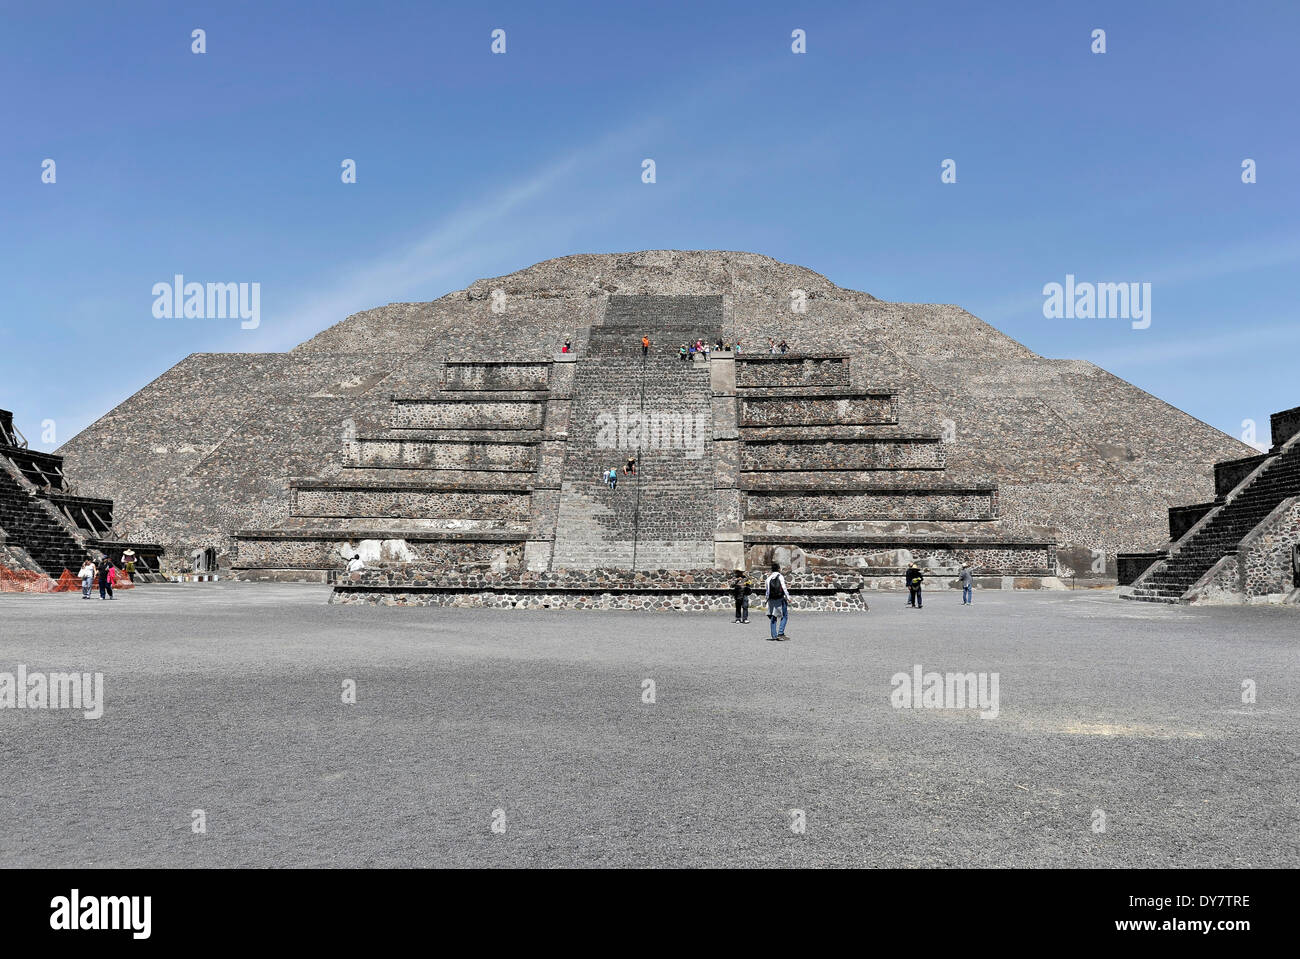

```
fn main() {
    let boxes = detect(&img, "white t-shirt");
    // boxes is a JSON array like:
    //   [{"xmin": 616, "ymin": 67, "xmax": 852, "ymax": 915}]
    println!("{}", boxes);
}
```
[{"xmin": 347, "ymin": 558, "xmax": 364, "ymax": 572}]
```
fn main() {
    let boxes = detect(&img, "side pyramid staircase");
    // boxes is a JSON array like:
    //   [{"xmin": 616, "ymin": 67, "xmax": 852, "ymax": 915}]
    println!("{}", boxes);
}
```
[
  {"xmin": 0, "ymin": 409, "xmax": 164, "ymax": 578},
  {"xmin": 1123, "ymin": 404, "xmax": 1300, "ymax": 603}
]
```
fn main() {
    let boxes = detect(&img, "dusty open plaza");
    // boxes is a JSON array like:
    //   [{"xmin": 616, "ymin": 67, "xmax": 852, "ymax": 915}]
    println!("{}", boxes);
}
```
[{"xmin": 1, "ymin": 583, "xmax": 1294, "ymax": 869}]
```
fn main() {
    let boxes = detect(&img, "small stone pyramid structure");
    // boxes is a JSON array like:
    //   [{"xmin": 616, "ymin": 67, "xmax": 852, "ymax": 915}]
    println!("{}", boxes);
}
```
[
  {"xmin": 1122, "ymin": 404, "xmax": 1300, "ymax": 604},
  {"xmin": 1, "ymin": 409, "xmax": 163, "ymax": 578},
  {"xmin": 56, "ymin": 251, "xmax": 1251, "ymax": 584}
]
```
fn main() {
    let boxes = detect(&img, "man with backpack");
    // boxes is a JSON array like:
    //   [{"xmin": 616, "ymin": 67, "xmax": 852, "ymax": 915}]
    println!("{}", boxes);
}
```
[{"xmin": 765, "ymin": 562, "xmax": 791, "ymax": 641}]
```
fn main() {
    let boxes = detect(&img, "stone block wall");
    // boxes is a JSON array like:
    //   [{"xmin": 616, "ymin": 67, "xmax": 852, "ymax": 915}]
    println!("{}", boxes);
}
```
[
  {"xmin": 391, "ymin": 399, "xmax": 545, "ymax": 430},
  {"xmin": 331, "ymin": 565, "xmax": 867, "ymax": 611},
  {"xmin": 292, "ymin": 486, "xmax": 531, "ymax": 521},
  {"xmin": 735, "ymin": 356, "xmax": 850, "ymax": 388},
  {"xmin": 740, "ymin": 437, "xmax": 944, "ymax": 471},
  {"xmin": 1240, "ymin": 497, "xmax": 1300, "ymax": 596},
  {"xmin": 1117, "ymin": 551, "xmax": 1165, "ymax": 586},
  {"xmin": 1215, "ymin": 454, "xmax": 1269, "ymax": 497},
  {"xmin": 740, "ymin": 392, "xmax": 896, "ymax": 427},
  {"xmin": 443, "ymin": 361, "xmax": 550, "ymax": 391},
  {"xmin": 235, "ymin": 534, "xmax": 523, "ymax": 572},
  {"xmin": 1168, "ymin": 502, "xmax": 1215, "ymax": 542},
  {"xmin": 354, "ymin": 438, "xmax": 537, "ymax": 471},
  {"xmin": 1271, "ymin": 406, "xmax": 1300, "ymax": 448},
  {"xmin": 603, "ymin": 294, "xmax": 726, "ymax": 332},
  {"xmin": 747, "ymin": 541, "xmax": 1054, "ymax": 575},
  {"xmin": 746, "ymin": 489, "xmax": 996, "ymax": 522}
]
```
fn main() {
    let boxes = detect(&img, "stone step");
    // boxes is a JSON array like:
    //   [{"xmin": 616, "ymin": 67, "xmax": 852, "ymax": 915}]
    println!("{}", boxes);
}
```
[{"xmin": 553, "ymin": 312, "xmax": 719, "ymax": 570}]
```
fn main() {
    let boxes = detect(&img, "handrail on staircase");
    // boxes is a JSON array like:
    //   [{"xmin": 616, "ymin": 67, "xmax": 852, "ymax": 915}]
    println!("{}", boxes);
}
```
[{"xmin": 631, "ymin": 350, "xmax": 647, "ymax": 570}]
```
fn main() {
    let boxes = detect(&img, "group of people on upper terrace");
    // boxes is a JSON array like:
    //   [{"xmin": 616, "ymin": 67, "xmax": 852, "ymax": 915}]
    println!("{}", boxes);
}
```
[
  {"xmin": 673, "ymin": 337, "xmax": 790, "ymax": 361},
  {"xmin": 561, "ymin": 334, "xmax": 793, "ymax": 358}
]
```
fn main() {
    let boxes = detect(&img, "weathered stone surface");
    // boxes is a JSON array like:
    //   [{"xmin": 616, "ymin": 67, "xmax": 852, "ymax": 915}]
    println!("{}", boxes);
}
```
[
  {"xmin": 391, "ymin": 398, "xmax": 543, "ymax": 430},
  {"xmin": 443, "ymin": 361, "xmax": 551, "ymax": 391},
  {"xmin": 736, "ymin": 355, "xmax": 851, "ymax": 388},
  {"xmin": 741, "ymin": 436, "xmax": 945, "ymax": 471},
  {"xmin": 741, "ymin": 392, "xmax": 896, "ymax": 427},
  {"xmin": 235, "ymin": 534, "xmax": 521, "ymax": 572},
  {"xmin": 747, "ymin": 489, "xmax": 996, "ymax": 522}
]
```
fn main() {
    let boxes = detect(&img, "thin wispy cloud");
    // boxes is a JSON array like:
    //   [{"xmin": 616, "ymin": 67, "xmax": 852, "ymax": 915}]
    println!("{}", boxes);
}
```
[
  {"xmin": 976, "ymin": 232, "xmax": 1300, "ymax": 325},
  {"xmin": 1083, "ymin": 321, "xmax": 1300, "ymax": 369},
  {"xmin": 257, "ymin": 119, "xmax": 664, "ymax": 351}
]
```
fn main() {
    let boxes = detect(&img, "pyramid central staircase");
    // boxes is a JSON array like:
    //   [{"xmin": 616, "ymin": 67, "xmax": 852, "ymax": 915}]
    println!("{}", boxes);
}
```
[{"xmin": 551, "ymin": 295, "xmax": 718, "ymax": 569}]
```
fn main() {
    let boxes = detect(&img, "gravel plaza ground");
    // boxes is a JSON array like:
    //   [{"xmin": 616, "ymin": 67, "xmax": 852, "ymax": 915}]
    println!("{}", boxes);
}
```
[{"xmin": 0, "ymin": 582, "xmax": 1296, "ymax": 868}]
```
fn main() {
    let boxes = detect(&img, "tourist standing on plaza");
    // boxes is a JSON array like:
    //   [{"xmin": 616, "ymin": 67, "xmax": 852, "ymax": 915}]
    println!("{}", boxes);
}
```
[
  {"xmin": 765, "ymin": 562, "xmax": 791, "ymax": 640},
  {"xmin": 731, "ymin": 569, "xmax": 753, "ymax": 624},
  {"xmin": 959, "ymin": 565, "xmax": 973, "ymax": 605},
  {"xmin": 98, "ymin": 558, "xmax": 115, "ymax": 600},
  {"xmin": 906, "ymin": 563, "xmax": 924, "ymax": 608},
  {"xmin": 78, "ymin": 559, "xmax": 95, "ymax": 599},
  {"xmin": 641, "ymin": 335, "xmax": 650, "ymax": 356}
]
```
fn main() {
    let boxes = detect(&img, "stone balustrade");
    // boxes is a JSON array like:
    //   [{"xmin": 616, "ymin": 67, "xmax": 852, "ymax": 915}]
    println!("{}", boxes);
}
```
[{"xmin": 331, "ymin": 565, "xmax": 868, "ymax": 610}]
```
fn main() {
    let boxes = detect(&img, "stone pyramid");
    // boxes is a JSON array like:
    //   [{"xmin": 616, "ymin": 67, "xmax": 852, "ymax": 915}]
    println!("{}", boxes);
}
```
[{"xmin": 56, "ymin": 250, "xmax": 1251, "ymax": 582}]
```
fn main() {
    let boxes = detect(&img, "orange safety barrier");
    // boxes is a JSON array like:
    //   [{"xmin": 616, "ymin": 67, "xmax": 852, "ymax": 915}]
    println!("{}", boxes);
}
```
[
  {"xmin": 0, "ymin": 565, "xmax": 132, "ymax": 593},
  {"xmin": 0, "ymin": 564, "xmax": 60, "ymax": 592}
]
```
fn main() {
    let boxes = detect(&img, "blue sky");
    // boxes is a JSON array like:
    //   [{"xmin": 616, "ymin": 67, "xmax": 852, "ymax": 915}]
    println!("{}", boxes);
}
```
[{"xmin": 2, "ymin": 0, "xmax": 1296, "ymax": 451}]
